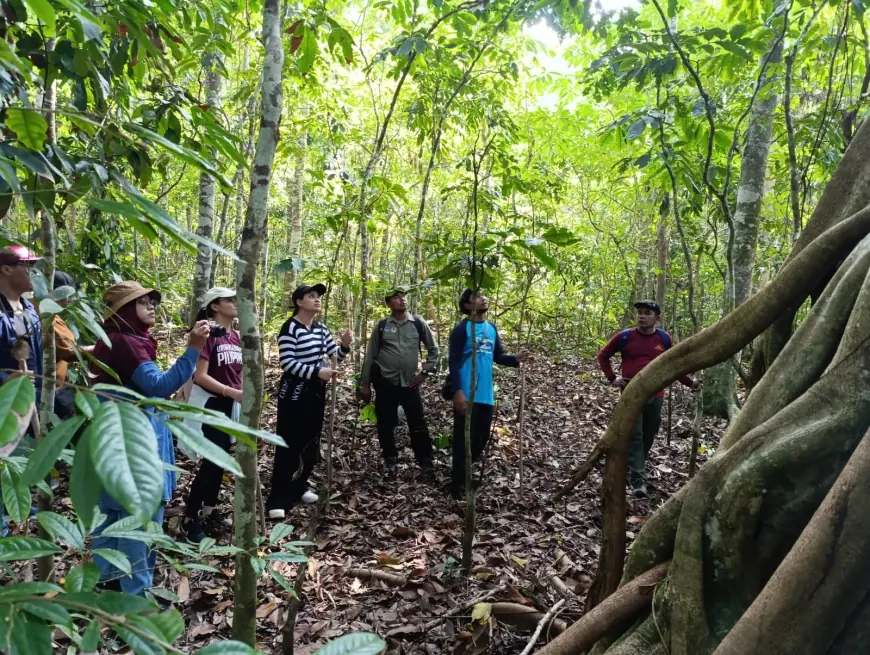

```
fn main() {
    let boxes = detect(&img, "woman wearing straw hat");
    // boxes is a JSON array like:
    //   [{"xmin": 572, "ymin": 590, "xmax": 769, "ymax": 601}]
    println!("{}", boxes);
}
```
[
  {"xmin": 180, "ymin": 287, "xmax": 242, "ymax": 543},
  {"xmin": 90, "ymin": 281, "xmax": 209, "ymax": 596}
]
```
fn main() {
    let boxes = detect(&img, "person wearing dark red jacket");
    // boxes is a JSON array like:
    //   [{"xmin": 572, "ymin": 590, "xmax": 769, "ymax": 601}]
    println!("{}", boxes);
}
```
[{"xmin": 597, "ymin": 300, "xmax": 699, "ymax": 497}]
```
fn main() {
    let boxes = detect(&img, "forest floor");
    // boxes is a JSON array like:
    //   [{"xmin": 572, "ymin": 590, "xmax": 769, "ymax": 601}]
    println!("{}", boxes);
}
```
[{"xmin": 161, "ymin": 350, "xmax": 726, "ymax": 655}]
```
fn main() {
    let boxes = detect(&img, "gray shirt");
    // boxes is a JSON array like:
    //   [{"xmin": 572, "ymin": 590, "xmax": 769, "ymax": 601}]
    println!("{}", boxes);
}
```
[{"xmin": 360, "ymin": 314, "xmax": 439, "ymax": 388}]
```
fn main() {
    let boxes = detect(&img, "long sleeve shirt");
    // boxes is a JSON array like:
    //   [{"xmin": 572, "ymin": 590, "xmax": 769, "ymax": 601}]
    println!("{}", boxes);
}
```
[
  {"xmin": 597, "ymin": 328, "xmax": 693, "ymax": 398},
  {"xmin": 448, "ymin": 319, "xmax": 517, "ymax": 406},
  {"xmin": 359, "ymin": 314, "xmax": 439, "ymax": 388},
  {"xmin": 0, "ymin": 294, "xmax": 42, "ymax": 402},
  {"xmin": 277, "ymin": 317, "xmax": 348, "ymax": 379}
]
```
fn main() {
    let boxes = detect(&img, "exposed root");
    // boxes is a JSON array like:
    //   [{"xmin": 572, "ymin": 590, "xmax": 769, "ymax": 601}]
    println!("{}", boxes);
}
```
[{"xmin": 344, "ymin": 568, "xmax": 409, "ymax": 587}]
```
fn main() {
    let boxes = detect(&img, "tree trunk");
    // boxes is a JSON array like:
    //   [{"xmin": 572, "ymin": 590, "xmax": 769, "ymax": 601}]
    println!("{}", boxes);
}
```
[
  {"xmin": 189, "ymin": 52, "xmax": 223, "ymax": 324},
  {"xmin": 232, "ymin": 0, "xmax": 283, "ymax": 645},
  {"xmin": 655, "ymin": 197, "xmax": 668, "ymax": 311},
  {"xmin": 282, "ymin": 133, "xmax": 305, "ymax": 308},
  {"xmin": 704, "ymin": 41, "xmax": 781, "ymax": 420}
]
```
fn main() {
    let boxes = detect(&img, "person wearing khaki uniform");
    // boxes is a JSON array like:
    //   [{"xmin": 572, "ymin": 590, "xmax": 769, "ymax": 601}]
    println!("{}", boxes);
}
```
[{"xmin": 359, "ymin": 289, "xmax": 439, "ymax": 478}]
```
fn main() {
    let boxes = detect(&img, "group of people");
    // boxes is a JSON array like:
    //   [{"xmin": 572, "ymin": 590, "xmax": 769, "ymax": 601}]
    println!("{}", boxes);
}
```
[{"xmin": 0, "ymin": 242, "xmax": 696, "ymax": 599}]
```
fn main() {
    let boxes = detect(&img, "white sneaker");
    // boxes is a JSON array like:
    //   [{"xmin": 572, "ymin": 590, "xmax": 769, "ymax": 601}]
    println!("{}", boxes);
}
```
[
  {"xmin": 268, "ymin": 508, "xmax": 286, "ymax": 519},
  {"xmin": 301, "ymin": 490, "xmax": 319, "ymax": 504}
]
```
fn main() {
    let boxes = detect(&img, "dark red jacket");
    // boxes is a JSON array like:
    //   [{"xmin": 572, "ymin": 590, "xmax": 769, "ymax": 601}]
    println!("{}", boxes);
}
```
[{"xmin": 597, "ymin": 328, "xmax": 693, "ymax": 398}]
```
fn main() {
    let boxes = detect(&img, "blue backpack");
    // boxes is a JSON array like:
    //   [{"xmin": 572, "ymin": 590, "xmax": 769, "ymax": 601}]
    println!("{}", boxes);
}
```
[{"xmin": 616, "ymin": 327, "xmax": 671, "ymax": 352}]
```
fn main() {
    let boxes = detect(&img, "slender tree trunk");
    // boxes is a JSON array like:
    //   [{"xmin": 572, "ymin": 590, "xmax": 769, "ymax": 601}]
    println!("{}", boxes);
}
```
[
  {"xmin": 232, "ymin": 0, "xmax": 283, "ymax": 644},
  {"xmin": 282, "ymin": 133, "xmax": 305, "ymax": 307},
  {"xmin": 189, "ymin": 52, "xmax": 223, "ymax": 324},
  {"xmin": 655, "ymin": 197, "xmax": 668, "ymax": 310},
  {"xmin": 704, "ymin": 41, "xmax": 782, "ymax": 420}
]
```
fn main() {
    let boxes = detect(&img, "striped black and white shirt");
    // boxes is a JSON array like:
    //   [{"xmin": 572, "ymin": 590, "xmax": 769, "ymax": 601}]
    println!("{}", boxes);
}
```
[{"xmin": 277, "ymin": 318, "xmax": 348, "ymax": 379}]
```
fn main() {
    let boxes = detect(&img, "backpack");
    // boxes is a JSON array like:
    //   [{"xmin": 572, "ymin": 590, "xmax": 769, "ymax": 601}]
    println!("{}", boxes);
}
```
[{"xmin": 616, "ymin": 327, "xmax": 671, "ymax": 351}]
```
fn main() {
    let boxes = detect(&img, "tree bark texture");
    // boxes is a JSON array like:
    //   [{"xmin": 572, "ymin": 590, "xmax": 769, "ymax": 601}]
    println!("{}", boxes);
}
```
[
  {"xmin": 189, "ymin": 52, "xmax": 223, "ymax": 325},
  {"xmin": 282, "ymin": 133, "xmax": 305, "ymax": 308},
  {"xmin": 704, "ymin": 41, "xmax": 781, "ymax": 420},
  {"xmin": 587, "ymin": 236, "xmax": 870, "ymax": 653},
  {"xmin": 232, "ymin": 0, "xmax": 283, "ymax": 645}
]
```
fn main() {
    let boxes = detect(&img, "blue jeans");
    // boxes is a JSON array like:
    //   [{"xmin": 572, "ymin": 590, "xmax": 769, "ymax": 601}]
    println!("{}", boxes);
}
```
[{"xmin": 92, "ymin": 494, "xmax": 165, "ymax": 596}]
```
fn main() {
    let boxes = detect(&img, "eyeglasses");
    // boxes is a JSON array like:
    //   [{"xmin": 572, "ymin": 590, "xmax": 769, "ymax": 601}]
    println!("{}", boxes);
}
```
[{"xmin": 137, "ymin": 296, "xmax": 159, "ymax": 308}]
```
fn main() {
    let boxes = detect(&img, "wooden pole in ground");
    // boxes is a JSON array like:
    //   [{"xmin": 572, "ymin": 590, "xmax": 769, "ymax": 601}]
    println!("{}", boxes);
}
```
[
  {"xmin": 326, "ymin": 355, "xmax": 338, "ymax": 500},
  {"xmin": 518, "ymin": 366, "xmax": 526, "ymax": 500}
]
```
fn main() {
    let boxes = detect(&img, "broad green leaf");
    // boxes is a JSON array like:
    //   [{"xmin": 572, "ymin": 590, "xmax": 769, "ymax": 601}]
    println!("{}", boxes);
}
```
[
  {"xmin": 165, "ymin": 420, "xmax": 243, "ymax": 476},
  {"xmin": 265, "ymin": 552, "xmax": 308, "ymax": 563},
  {"xmin": 0, "ymin": 538, "xmax": 60, "ymax": 561},
  {"xmin": 0, "ymin": 605, "xmax": 9, "ymax": 650},
  {"xmin": 269, "ymin": 522, "xmax": 294, "ymax": 545},
  {"xmin": 80, "ymin": 619, "xmax": 101, "ymax": 652},
  {"xmin": 626, "ymin": 118, "xmax": 646, "ymax": 139},
  {"xmin": 22, "ymin": 416, "xmax": 84, "ymax": 486},
  {"xmin": 10, "ymin": 611, "xmax": 52, "ymax": 655},
  {"xmin": 64, "ymin": 562, "xmax": 100, "ymax": 592},
  {"xmin": 36, "ymin": 297, "xmax": 63, "ymax": 315},
  {"xmin": 197, "ymin": 642, "xmax": 257, "ymax": 654},
  {"xmin": 88, "ymin": 402, "xmax": 163, "ymax": 524},
  {"xmin": 313, "ymin": 633, "xmax": 387, "ymax": 655},
  {"xmin": 23, "ymin": 0, "xmax": 55, "ymax": 34},
  {"xmin": 123, "ymin": 124, "xmax": 232, "ymax": 191},
  {"xmin": 17, "ymin": 600, "xmax": 71, "ymax": 627},
  {"xmin": 112, "ymin": 623, "xmax": 162, "ymax": 655},
  {"xmin": 74, "ymin": 392, "xmax": 99, "ymax": 419},
  {"xmin": 96, "ymin": 590, "xmax": 157, "ymax": 615},
  {"xmin": 146, "ymin": 407, "xmax": 286, "ymax": 447},
  {"xmin": 0, "ymin": 375, "xmax": 35, "ymax": 448},
  {"xmin": 91, "ymin": 548, "xmax": 132, "ymax": 575},
  {"xmin": 5, "ymin": 108, "xmax": 48, "ymax": 151},
  {"xmin": 0, "ymin": 581, "xmax": 63, "ymax": 598},
  {"xmin": 148, "ymin": 588, "xmax": 180, "ymax": 603},
  {"xmin": 37, "ymin": 511, "xmax": 84, "ymax": 550},
  {"xmin": 267, "ymin": 566, "xmax": 298, "ymax": 598},
  {"xmin": 69, "ymin": 429, "xmax": 102, "ymax": 528},
  {"xmin": 1, "ymin": 466, "xmax": 31, "ymax": 524},
  {"xmin": 131, "ymin": 609, "xmax": 184, "ymax": 642}
]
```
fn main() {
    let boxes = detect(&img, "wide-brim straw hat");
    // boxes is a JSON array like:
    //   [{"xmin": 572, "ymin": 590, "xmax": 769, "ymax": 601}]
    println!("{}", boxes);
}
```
[{"xmin": 103, "ymin": 280, "xmax": 161, "ymax": 319}]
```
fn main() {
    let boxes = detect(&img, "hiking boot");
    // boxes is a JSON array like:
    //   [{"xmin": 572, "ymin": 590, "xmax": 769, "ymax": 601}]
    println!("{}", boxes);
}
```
[
  {"xmin": 181, "ymin": 518, "xmax": 207, "ymax": 544},
  {"xmin": 383, "ymin": 457, "xmax": 398, "ymax": 479},
  {"xmin": 630, "ymin": 483, "xmax": 648, "ymax": 499},
  {"xmin": 301, "ymin": 490, "xmax": 319, "ymax": 504}
]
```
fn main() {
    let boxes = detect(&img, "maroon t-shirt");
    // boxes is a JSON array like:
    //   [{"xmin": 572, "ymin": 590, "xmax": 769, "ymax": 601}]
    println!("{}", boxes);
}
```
[
  {"xmin": 597, "ymin": 328, "xmax": 693, "ymax": 398},
  {"xmin": 200, "ymin": 331, "xmax": 242, "ymax": 390}
]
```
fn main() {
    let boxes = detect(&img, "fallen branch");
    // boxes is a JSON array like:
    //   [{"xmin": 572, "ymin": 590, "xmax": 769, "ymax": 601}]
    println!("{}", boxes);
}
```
[
  {"xmin": 345, "ymin": 568, "xmax": 408, "ymax": 586},
  {"xmin": 547, "ymin": 572, "xmax": 571, "ymax": 596},
  {"xmin": 490, "ymin": 603, "xmax": 568, "ymax": 634},
  {"xmin": 520, "ymin": 599, "xmax": 566, "ymax": 655},
  {"xmin": 534, "ymin": 561, "xmax": 670, "ymax": 655},
  {"xmin": 423, "ymin": 585, "xmax": 506, "ymax": 630}
]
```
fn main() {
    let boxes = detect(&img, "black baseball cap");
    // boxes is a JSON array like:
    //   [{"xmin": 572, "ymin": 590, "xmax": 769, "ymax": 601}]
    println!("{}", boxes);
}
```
[
  {"xmin": 634, "ymin": 299, "xmax": 661, "ymax": 315},
  {"xmin": 291, "ymin": 283, "xmax": 327, "ymax": 308}
]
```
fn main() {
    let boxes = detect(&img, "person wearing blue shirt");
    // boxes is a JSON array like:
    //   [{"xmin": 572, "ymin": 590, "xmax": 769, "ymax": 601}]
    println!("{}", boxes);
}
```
[
  {"xmin": 89, "ymin": 280, "xmax": 210, "ymax": 596},
  {"xmin": 447, "ymin": 289, "xmax": 529, "ymax": 497}
]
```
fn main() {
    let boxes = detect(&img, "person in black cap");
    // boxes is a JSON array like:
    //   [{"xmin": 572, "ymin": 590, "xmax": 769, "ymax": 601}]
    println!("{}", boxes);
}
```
[
  {"xmin": 266, "ymin": 283, "xmax": 353, "ymax": 519},
  {"xmin": 447, "ymin": 289, "xmax": 529, "ymax": 497},
  {"xmin": 597, "ymin": 299, "xmax": 699, "ymax": 498},
  {"xmin": 358, "ymin": 287, "xmax": 440, "ymax": 479}
]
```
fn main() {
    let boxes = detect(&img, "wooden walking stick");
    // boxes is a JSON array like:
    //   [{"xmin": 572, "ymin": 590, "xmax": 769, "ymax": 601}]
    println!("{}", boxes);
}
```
[
  {"xmin": 326, "ymin": 355, "xmax": 338, "ymax": 505},
  {"xmin": 518, "ymin": 364, "xmax": 526, "ymax": 501}
]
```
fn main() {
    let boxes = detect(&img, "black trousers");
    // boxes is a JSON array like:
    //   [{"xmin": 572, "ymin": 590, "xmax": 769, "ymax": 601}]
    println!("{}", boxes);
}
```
[
  {"xmin": 185, "ymin": 395, "xmax": 234, "ymax": 520},
  {"xmin": 451, "ymin": 403, "xmax": 494, "ymax": 488},
  {"xmin": 267, "ymin": 374, "xmax": 325, "ymax": 510},
  {"xmin": 374, "ymin": 379, "xmax": 432, "ymax": 464}
]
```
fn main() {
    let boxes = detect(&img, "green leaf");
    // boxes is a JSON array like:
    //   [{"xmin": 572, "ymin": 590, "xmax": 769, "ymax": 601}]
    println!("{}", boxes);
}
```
[
  {"xmin": 37, "ymin": 512, "xmax": 84, "ymax": 550},
  {"xmin": 313, "ymin": 633, "xmax": 387, "ymax": 655},
  {"xmin": 0, "ymin": 537, "xmax": 61, "ymax": 562},
  {"xmin": 197, "ymin": 642, "xmax": 258, "ymax": 654},
  {"xmin": 96, "ymin": 590, "xmax": 158, "ymax": 615},
  {"xmin": 1, "ymin": 466, "xmax": 31, "ymax": 524},
  {"xmin": 123, "ymin": 124, "xmax": 232, "ymax": 191},
  {"xmin": 80, "ymin": 619, "xmax": 101, "ymax": 652},
  {"xmin": 17, "ymin": 600, "xmax": 72, "ymax": 627},
  {"xmin": 265, "ymin": 552, "xmax": 308, "ymax": 563},
  {"xmin": 133, "ymin": 609, "xmax": 184, "ymax": 642},
  {"xmin": 299, "ymin": 26, "xmax": 318, "ymax": 73},
  {"xmin": 23, "ymin": 0, "xmax": 55, "ymax": 34},
  {"xmin": 145, "ymin": 406, "xmax": 286, "ymax": 448},
  {"xmin": 397, "ymin": 36, "xmax": 414, "ymax": 56},
  {"xmin": 627, "ymin": 118, "xmax": 646, "ymax": 139},
  {"xmin": 269, "ymin": 522, "xmax": 294, "ymax": 545},
  {"xmin": 64, "ymin": 562, "xmax": 100, "ymax": 592},
  {"xmin": 0, "ymin": 375, "xmax": 35, "ymax": 448},
  {"xmin": 0, "ymin": 581, "xmax": 64, "ymax": 598},
  {"xmin": 10, "ymin": 611, "xmax": 52, "ymax": 655},
  {"xmin": 91, "ymin": 549, "xmax": 132, "ymax": 576},
  {"xmin": 165, "ymin": 420, "xmax": 243, "ymax": 476},
  {"xmin": 88, "ymin": 402, "xmax": 163, "ymax": 524},
  {"xmin": 74, "ymin": 392, "xmax": 99, "ymax": 419},
  {"xmin": 5, "ymin": 108, "xmax": 48, "ymax": 151},
  {"xmin": 112, "ymin": 623, "xmax": 162, "ymax": 655},
  {"xmin": 267, "ymin": 567, "xmax": 298, "ymax": 598},
  {"xmin": 69, "ymin": 429, "xmax": 102, "ymax": 529},
  {"xmin": 22, "ymin": 416, "xmax": 84, "ymax": 486}
]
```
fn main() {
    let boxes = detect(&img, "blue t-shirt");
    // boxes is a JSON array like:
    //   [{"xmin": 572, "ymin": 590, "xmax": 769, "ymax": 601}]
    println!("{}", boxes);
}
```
[{"xmin": 458, "ymin": 321, "xmax": 497, "ymax": 405}]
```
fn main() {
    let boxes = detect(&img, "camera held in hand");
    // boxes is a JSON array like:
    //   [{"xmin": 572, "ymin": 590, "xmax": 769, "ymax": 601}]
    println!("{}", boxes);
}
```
[{"xmin": 208, "ymin": 322, "xmax": 227, "ymax": 338}]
